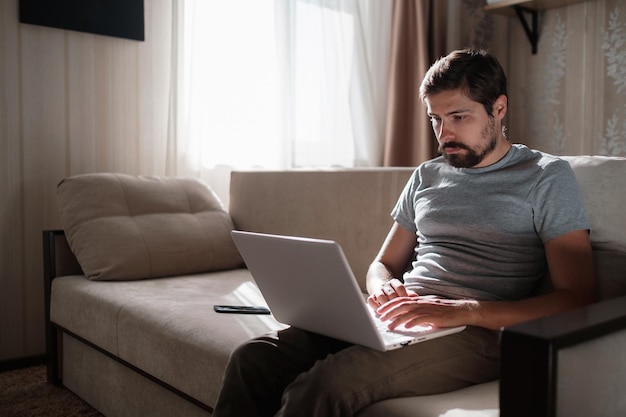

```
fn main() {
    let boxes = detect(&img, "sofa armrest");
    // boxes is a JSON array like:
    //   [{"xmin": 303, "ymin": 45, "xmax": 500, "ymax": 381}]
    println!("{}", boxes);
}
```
[
  {"xmin": 500, "ymin": 295, "xmax": 626, "ymax": 417},
  {"xmin": 43, "ymin": 230, "xmax": 83, "ymax": 280},
  {"xmin": 43, "ymin": 230, "xmax": 84, "ymax": 384}
]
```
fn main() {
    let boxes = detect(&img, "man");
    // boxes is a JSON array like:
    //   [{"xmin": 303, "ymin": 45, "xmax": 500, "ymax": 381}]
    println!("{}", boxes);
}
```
[{"xmin": 213, "ymin": 49, "xmax": 595, "ymax": 417}]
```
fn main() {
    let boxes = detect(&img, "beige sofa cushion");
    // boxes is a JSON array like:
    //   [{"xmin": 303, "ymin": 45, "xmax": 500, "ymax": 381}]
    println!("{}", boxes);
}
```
[
  {"xmin": 564, "ymin": 156, "xmax": 626, "ymax": 252},
  {"xmin": 563, "ymin": 156, "xmax": 626, "ymax": 299},
  {"xmin": 50, "ymin": 270, "xmax": 286, "ymax": 407},
  {"xmin": 229, "ymin": 168, "xmax": 415, "ymax": 290},
  {"xmin": 57, "ymin": 173, "xmax": 242, "ymax": 280}
]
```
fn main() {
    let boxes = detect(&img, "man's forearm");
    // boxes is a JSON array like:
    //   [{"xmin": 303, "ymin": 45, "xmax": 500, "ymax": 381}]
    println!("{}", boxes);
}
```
[
  {"xmin": 365, "ymin": 261, "xmax": 395, "ymax": 295},
  {"xmin": 471, "ymin": 289, "xmax": 596, "ymax": 330}
]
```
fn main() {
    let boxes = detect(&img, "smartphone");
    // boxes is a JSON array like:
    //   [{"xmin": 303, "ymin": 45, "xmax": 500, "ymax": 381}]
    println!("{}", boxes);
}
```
[{"xmin": 213, "ymin": 305, "xmax": 271, "ymax": 315}]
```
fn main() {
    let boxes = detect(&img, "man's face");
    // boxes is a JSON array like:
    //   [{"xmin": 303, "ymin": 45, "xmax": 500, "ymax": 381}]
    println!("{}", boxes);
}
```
[{"xmin": 425, "ymin": 89, "xmax": 506, "ymax": 169}]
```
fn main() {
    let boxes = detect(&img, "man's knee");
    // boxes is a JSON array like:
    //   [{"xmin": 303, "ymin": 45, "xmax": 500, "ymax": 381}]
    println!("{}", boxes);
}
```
[
  {"xmin": 279, "ymin": 355, "xmax": 357, "ymax": 415},
  {"xmin": 226, "ymin": 337, "xmax": 279, "ymax": 375}
]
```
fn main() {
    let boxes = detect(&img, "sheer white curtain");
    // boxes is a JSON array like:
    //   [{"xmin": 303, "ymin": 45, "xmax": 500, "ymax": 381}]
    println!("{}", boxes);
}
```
[
  {"xmin": 280, "ymin": 0, "xmax": 393, "ymax": 167},
  {"xmin": 170, "ymin": 0, "xmax": 393, "ymax": 199}
]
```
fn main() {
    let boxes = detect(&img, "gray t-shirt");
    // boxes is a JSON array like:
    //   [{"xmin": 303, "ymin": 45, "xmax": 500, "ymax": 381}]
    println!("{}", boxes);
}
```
[{"xmin": 392, "ymin": 144, "xmax": 590, "ymax": 301}]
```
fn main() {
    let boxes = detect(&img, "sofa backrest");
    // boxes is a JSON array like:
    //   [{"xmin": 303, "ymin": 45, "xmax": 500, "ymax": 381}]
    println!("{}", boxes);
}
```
[
  {"xmin": 230, "ymin": 156, "xmax": 626, "ymax": 298},
  {"xmin": 563, "ymin": 156, "xmax": 626, "ymax": 300},
  {"xmin": 229, "ymin": 168, "xmax": 413, "ymax": 290}
]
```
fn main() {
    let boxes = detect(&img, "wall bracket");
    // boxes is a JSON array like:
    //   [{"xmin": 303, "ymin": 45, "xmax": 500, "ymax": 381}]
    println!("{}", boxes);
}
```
[{"xmin": 513, "ymin": 5, "xmax": 539, "ymax": 54}]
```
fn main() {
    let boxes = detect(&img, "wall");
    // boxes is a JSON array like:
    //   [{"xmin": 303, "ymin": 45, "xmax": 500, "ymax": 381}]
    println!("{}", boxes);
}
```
[
  {"xmin": 510, "ymin": 0, "xmax": 626, "ymax": 156},
  {"xmin": 456, "ymin": 0, "xmax": 626, "ymax": 157},
  {"xmin": 0, "ymin": 0, "xmax": 174, "ymax": 361}
]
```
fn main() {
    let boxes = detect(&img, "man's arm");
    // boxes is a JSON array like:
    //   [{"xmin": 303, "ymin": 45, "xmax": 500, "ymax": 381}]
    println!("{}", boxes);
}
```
[
  {"xmin": 377, "ymin": 229, "xmax": 596, "ymax": 330},
  {"xmin": 366, "ymin": 222, "xmax": 417, "ymax": 306},
  {"xmin": 471, "ymin": 229, "xmax": 596, "ymax": 329}
]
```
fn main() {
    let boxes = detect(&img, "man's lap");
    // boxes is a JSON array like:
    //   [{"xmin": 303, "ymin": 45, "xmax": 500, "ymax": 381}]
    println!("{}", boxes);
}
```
[
  {"xmin": 214, "ymin": 326, "xmax": 500, "ymax": 417},
  {"xmin": 282, "ymin": 325, "xmax": 500, "ymax": 400}
]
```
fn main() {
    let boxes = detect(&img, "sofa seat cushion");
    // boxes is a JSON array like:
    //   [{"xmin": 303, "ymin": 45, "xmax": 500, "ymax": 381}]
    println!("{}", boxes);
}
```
[
  {"xmin": 51, "ymin": 269, "xmax": 286, "ymax": 407},
  {"xmin": 57, "ymin": 173, "xmax": 243, "ymax": 280}
]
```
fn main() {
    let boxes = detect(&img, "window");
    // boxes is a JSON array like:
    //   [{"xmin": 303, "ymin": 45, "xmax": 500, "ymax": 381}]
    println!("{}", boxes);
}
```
[{"xmin": 179, "ymin": 0, "xmax": 392, "ymax": 170}]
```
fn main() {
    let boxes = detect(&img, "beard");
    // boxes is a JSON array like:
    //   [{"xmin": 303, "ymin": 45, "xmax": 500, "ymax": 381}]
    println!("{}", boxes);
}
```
[{"xmin": 439, "ymin": 118, "xmax": 499, "ymax": 168}]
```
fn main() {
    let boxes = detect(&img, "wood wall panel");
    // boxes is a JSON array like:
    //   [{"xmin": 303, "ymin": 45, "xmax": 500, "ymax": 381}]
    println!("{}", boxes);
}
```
[{"xmin": 0, "ymin": 0, "xmax": 174, "ymax": 361}]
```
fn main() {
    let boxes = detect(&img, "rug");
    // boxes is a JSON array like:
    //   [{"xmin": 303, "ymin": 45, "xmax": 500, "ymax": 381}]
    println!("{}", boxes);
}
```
[{"xmin": 0, "ymin": 365, "xmax": 103, "ymax": 417}]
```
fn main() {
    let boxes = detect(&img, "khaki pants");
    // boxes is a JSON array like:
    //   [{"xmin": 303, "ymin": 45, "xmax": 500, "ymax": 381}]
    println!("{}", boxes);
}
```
[{"xmin": 213, "ymin": 326, "xmax": 500, "ymax": 417}]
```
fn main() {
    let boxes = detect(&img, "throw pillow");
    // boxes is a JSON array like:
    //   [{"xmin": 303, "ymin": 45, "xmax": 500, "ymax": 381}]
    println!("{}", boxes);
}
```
[{"xmin": 57, "ymin": 173, "xmax": 243, "ymax": 280}]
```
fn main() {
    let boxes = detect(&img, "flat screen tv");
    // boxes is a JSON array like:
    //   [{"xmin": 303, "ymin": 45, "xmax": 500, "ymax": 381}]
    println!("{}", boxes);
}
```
[{"xmin": 19, "ymin": 0, "xmax": 144, "ymax": 41}]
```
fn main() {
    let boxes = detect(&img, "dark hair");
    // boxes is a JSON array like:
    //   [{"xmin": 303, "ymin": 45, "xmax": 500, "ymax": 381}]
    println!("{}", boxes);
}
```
[{"xmin": 419, "ymin": 49, "xmax": 507, "ymax": 117}]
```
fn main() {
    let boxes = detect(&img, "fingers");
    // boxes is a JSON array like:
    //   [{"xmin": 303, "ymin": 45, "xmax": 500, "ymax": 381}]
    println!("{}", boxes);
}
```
[
  {"xmin": 377, "ymin": 297, "xmax": 475, "ymax": 330},
  {"xmin": 377, "ymin": 296, "xmax": 411, "ymax": 318},
  {"xmin": 378, "ymin": 299, "xmax": 429, "ymax": 330},
  {"xmin": 388, "ymin": 279, "xmax": 408, "ymax": 296},
  {"xmin": 367, "ymin": 279, "xmax": 410, "ymax": 309}
]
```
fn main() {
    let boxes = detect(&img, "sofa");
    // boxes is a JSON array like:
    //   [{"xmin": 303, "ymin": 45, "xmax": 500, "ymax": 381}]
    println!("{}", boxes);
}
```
[{"xmin": 44, "ymin": 155, "xmax": 626, "ymax": 417}]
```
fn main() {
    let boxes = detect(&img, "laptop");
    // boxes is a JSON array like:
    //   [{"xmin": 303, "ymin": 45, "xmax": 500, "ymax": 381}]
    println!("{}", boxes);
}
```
[{"xmin": 231, "ymin": 230, "xmax": 466, "ymax": 351}]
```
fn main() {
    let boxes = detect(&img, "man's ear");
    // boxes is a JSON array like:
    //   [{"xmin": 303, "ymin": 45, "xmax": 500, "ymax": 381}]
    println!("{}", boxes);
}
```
[{"xmin": 493, "ymin": 94, "xmax": 508, "ymax": 119}]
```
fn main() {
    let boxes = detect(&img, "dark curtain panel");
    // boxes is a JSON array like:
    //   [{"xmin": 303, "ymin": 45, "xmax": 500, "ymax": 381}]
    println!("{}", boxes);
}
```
[{"xmin": 383, "ymin": 0, "xmax": 448, "ymax": 167}]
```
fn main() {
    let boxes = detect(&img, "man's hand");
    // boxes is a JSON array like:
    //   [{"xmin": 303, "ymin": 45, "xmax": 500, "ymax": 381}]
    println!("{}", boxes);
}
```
[
  {"xmin": 366, "ymin": 279, "xmax": 417, "ymax": 309},
  {"xmin": 375, "ymin": 296, "xmax": 479, "ymax": 330}
]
